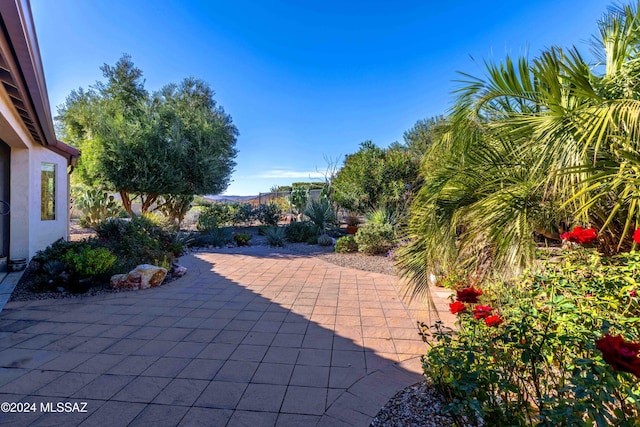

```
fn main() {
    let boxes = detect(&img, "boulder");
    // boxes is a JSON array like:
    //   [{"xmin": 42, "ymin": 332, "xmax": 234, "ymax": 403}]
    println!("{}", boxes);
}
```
[{"xmin": 110, "ymin": 264, "xmax": 167, "ymax": 290}]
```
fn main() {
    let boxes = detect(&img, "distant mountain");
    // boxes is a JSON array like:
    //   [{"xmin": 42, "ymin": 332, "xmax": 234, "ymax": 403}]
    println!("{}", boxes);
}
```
[{"xmin": 206, "ymin": 195, "xmax": 257, "ymax": 203}]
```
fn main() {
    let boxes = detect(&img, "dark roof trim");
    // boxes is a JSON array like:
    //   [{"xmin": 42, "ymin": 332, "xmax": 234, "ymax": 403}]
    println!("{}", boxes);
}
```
[{"xmin": 0, "ymin": 0, "xmax": 78, "ymax": 166}]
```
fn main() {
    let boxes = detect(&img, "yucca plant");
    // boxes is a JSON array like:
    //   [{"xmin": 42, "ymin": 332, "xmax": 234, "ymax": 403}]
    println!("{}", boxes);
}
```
[{"xmin": 304, "ymin": 199, "xmax": 336, "ymax": 235}]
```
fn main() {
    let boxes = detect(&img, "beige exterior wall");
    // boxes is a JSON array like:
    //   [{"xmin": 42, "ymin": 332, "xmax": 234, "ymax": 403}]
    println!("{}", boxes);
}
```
[{"xmin": 0, "ymin": 78, "xmax": 70, "ymax": 260}]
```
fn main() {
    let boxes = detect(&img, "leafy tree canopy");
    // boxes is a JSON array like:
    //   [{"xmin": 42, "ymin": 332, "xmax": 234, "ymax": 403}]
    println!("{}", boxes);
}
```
[
  {"xmin": 332, "ymin": 141, "xmax": 421, "ymax": 215},
  {"xmin": 57, "ymin": 54, "xmax": 238, "ymax": 221}
]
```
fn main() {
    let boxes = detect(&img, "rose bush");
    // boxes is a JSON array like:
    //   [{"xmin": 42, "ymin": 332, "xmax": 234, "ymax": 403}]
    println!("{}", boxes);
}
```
[
  {"xmin": 560, "ymin": 226, "xmax": 597, "ymax": 244},
  {"xmin": 421, "ymin": 247, "xmax": 640, "ymax": 426}
]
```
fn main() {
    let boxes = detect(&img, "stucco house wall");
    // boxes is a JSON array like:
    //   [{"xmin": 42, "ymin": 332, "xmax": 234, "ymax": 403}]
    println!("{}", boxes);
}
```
[{"xmin": 0, "ymin": 0, "xmax": 78, "ymax": 261}]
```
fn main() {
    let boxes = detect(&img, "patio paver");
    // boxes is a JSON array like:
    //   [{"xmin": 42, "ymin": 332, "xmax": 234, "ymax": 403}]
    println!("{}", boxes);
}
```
[{"xmin": 0, "ymin": 247, "xmax": 452, "ymax": 426}]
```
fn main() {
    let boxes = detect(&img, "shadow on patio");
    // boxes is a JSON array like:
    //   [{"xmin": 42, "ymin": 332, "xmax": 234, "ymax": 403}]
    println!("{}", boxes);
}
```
[{"xmin": 0, "ymin": 248, "xmax": 448, "ymax": 426}]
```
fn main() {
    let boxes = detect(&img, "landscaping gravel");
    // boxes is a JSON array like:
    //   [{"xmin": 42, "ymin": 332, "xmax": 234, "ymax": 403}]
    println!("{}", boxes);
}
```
[{"xmin": 371, "ymin": 380, "xmax": 457, "ymax": 427}]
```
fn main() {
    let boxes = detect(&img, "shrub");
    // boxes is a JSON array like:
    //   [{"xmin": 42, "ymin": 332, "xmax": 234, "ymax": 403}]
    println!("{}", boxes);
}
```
[
  {"xmin": 422, "ymin": 249, "xmax": 640, "ymax": 425},
  {"xmin": 94, "ymin": 216, "xmax": 176, "ymax": 272},
  {"xmin": 197, "ymin": 227, "xmax": 234, "ymax": 247},
  {"xmin": 232, "ymin": 202, "xmax": 255, "ymax": 226},
  {"xmin": 62, "ymin": 246, "xmax": 117, "ymax": 276},
  {"xmin": 355, "ymin": 223, "xmax": 395, "ymax": 255},
  {"xmin": 317, "ymin": 234, "xmax": 333, "ymax": 246},
  {"xmin": 256, "ymin": 203, "xmax": 282, "ymax": 226},
  {"xmin": 264, "ymin": 226, "xmax": 285, "ymax": 247},
  {"xmin": 304, "ymin": 199, "xmax": 336, "ymax": 234},
  {"xmin": 285, "ymin": 221, "xmax": 317, "ymax": 243},
  {"xmin": 335, "ymin": 235, "xmax": 358, "ymax": 253},
  {"xmin": 197, "ymin": 204, "xmax": 233, "ymax": 231},
  {"xmin": 234, "ymin": 233, "xmax": 252, "ymax": 246},
  {"xmin": 306, "ymin": 235, "xmax": 318, "ymax": 245}
]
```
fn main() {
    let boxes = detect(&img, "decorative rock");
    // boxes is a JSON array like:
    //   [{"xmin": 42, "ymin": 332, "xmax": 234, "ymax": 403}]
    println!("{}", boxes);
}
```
[
  {"xmin": 171, "ymin": 264, "xmax": 187, "ymax": 278},
  {"xmin": 110, "ymin": 265, "xmax": 167, "ymax": 290}
]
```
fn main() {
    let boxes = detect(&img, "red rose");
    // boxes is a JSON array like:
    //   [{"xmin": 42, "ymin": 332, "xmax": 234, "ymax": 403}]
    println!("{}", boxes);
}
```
[
  {"xmin": 634, "ymin": 228, "xmax": 640, "ymax": 244},
  {"xmin": 456, "ymin": 286, "xmax": 482, "ymax": 303},
  {"xmin": 449, "ymin": 301, "xmax": 466, "ymax": 314},
  {"xmin": 595, "ymin": 334, "xmax": 640, "ymax": 378},
  {"xmin": 473, "ymin": 305, "xmax": 493, "ymax": 320},
  {"xmin": 561, "ymin": 226, "xmax": 597, "ymax": 244},
  {"xmin": 484, "ymin": 315, "xmax": 502, "ymax": 327}
]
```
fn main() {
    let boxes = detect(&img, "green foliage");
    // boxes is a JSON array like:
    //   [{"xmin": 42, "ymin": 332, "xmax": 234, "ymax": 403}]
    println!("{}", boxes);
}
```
[
  {"xmin": 263, "ymin": 226, "xmax": 286, "ymax": 247},
  {"xmin": 304, "ymin": 199, "xmax": 336, "ymax": 234},
  {"xmin": 231, "ymin": 203, "xmax": 255, "ymax": 226},
  {"xmin": 197, "ymin": 204, "xmax": 233, "ymax": 231},
  {"xmin": 197, "ymin": 227, "xmax": 234, "ymax": 247},
  {"xmin": 75, "ymin": 188, "xmax": 123, "ymax": 228},
  {"xmin": 284, "ymin": 221, "xmax": 317, "ymax": 243},
  {"xmin": 423, "ymin": 250, "xmax": 640, "ymax": 425},
  {"xmin": 94, "ymin": 216, "xmax": 176, "ymax": 272},
  {"xmin": 335, "ymin": 235, "xmax": 358, "ymax": 253},
  {"xmin": 288, "ymin": 186, "xmax": 309, "ymax": 216},
  {"xmin": 32, "ymin": 238, "xmax": 79, "ymax": 265},
  {"xmin": 56, "ymin": 55, "xmax": 238, "ymax": 217},
  {"xmin": 398, "ymin": 3, "xmax": 640, "ymax": 299},
  {"xmin": 233, "ymin": 233, "xmax": 252, "ymax": 246},
  {"xmin": 401, "ymin": 115, "xmax": 447, "ymax": 159},
  {"xmin": 317, "ymin": 234, "xmax": 334, "ymax": 246},
  {"xmin": 62, "ymin": 246, "xmax": 116, "ymax": 276},
  {"xmin": 332, "ymin": 141, "xmax": 421, "ymax": 215},
  {"xmin": 355, "ymin": 223, "xmax": 395, "ymax": 255},
  {"xmin": 256, "ymin": 203, "xmax": 282, "ymax": 226},
  {"xmin": 306, "ymin": 235, "xmax": 318, "ymax": 245}
]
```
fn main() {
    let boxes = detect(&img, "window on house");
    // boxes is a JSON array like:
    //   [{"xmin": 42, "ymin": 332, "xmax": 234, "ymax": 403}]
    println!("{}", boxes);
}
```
[{"xmin": 41, "ymin": 163, "xmax": 56, "ymax": 220}]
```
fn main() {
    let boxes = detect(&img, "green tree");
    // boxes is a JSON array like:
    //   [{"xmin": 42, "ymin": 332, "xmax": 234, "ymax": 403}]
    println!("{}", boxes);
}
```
[
  {"xmin": 57, "ymin": 55, "xmax": 238, "ymax": 222},
  {"xmin": 332, "ymin": 141, "xmax": 421, "ymax": 215},
  {"xmin": 401, "ymin": 115, "xmax": 447, "ymax": 158}
]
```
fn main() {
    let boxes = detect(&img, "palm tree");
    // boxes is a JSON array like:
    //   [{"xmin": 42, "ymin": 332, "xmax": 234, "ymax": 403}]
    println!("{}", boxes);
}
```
[{"xmin": 397, "ymin": 2, "xmax": 640, "ymax": 300}]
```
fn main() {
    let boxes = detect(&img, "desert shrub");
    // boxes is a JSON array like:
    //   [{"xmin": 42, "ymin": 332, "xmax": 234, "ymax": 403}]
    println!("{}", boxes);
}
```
[
  {"xmin": 335, "ymin": 235, "xmax": 358, "ymax": 253},
  {"xmin": 196, "ymin": 227, "xmax": 234, "ymax": 247},
  {"xmin": 234, "ymin": 233, "xmax": 252, "ymax": 246},
  {"xmin": 285, "ymin": 221, "xmax": 317, "ymax": 243},
  {"xmin": 197, "ymin": 204, "xmax": 233, "ymax": 231},
  {"xmin": 232, "ymin": 203, "xmax": 255, "ymax": 226},
  {"xmin": 32, "ymin": 238, "xmax": 80, "ymax": 265},
  {"xmin": 355, "ymin": 223, "xmax": 395, "ymax": 255},
  {"xmin": 317, "ymin": 234, "xmax": 333, "ymax": 246},
  {"xmin": 423, "ymin": 248, "xmax": 640, "ymax": 426},
  {"xmin": 75, "ymin": 188, "xmax": 124, "ymax": 228},
  {"xmin": 62, "ymin": 246, "xmax": 117, "ymax": 277},
  {"xmin": 264, "ymin": 226, "xmax": 285, "ymax": 247},
  {"xmin": 304, "ymin": 199, "xmax": 336, "ymax": 234},
  {"xmin": 256, "ymin": 203, "xmax": 282, "ymax": 226},
  {"xmin": 306, "ymin": 235, "xmax": 318, "ymax": 245},
  {"xmin": 94, "ymin": 216, "xmax": 175, "ymax": 272}
]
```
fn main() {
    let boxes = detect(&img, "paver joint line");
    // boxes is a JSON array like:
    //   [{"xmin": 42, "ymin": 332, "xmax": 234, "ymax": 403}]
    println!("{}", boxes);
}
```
[{"xmin": 1, "ymin": 248, "xmax": 453, "ymax": 426}]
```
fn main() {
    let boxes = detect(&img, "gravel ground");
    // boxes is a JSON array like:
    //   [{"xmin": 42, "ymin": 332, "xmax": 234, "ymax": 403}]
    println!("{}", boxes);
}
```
[{"xmin": 371, "ymin": 381, "xmax": 457, "ymax": 427}]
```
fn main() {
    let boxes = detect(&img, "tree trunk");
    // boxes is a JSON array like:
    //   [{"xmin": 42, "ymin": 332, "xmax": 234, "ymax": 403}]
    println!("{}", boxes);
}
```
[
  {"xmin": 120, "ymin": 191, "xmax": 133, "ymax": 216},
  {"xmin": 140, "ymin": 194, "xmax": 158, "ymax": 214}
]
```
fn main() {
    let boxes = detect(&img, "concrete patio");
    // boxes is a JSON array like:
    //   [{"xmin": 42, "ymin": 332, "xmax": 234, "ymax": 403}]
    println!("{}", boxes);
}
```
[{"xmin": 0, "ymin": 248, "xmax": 453, "ymax": 426}]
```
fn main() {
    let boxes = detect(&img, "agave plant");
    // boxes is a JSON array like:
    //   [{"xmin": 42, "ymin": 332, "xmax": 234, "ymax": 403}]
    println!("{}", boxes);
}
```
[{"xmin": 304, "ymin": 199, "xmax": 336, "ymax": 234}]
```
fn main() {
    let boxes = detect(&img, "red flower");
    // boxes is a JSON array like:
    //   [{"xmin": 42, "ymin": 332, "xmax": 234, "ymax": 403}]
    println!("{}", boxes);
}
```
[
  {"xmin": 560, "ymin": 226, "xmax": 597, "ymax": 244},
  {"xmin": 473, "ymin": 305, "xmax": 493, "ymax": 320},
  {"xmin": 634, "ymin": 228, "xmax": 640, "ymax": 244},
  {"xmin": 456, "ymin": 286, "xmax": 482, "ymax": 303},
  {"xmin": 595, "ymin": 334, "xmax": 640, "ymax": 378},
  {"xmin": 484, "ymin": 315, "xmax": 502, "ymax": 327},
  {"xmin": 449, "ymin": 301, "xmax": 466, "ymax": 314}
]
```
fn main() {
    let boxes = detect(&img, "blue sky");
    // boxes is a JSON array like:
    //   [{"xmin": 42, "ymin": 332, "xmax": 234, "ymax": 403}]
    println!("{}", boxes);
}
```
[{"xmin": 32, "ymin": 0, "xmax": 610, "ymax": 196}]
